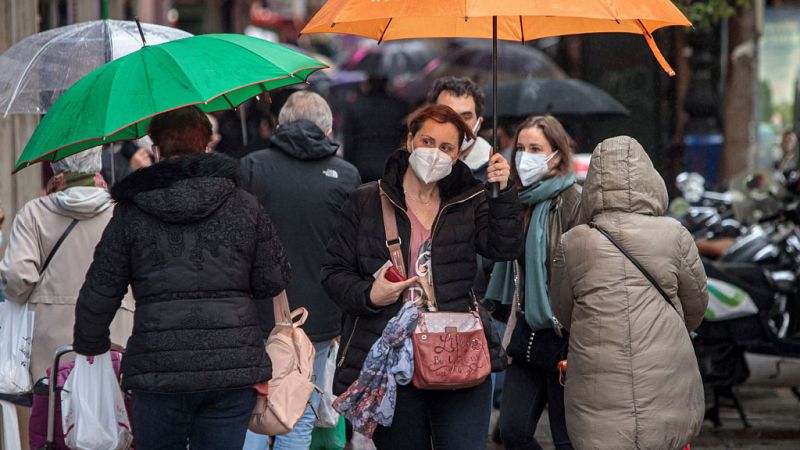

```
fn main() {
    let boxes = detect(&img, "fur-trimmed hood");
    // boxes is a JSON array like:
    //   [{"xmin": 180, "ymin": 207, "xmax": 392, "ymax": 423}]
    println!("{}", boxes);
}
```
[{"xmin": 111, "ymin": 153, "xmax": 239, "ymax": 224}]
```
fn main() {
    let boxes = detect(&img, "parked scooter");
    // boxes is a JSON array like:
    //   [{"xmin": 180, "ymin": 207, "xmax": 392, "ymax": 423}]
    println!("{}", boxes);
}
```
[{"xmin": 670, "ymin": 171, "xmax": 800, "ymax": 427}]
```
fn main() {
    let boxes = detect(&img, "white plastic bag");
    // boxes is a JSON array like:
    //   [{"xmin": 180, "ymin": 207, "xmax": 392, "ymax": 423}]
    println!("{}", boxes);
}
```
[
  {"xmin": 62, "ymin": 353, "xmax": 132, "ymax": 450},
  {"xmin": 1, "ymin": 399, "xmax": 22, "ymax": 450},
  {"xmin": 0, "ymin": 300, "xmax": 35, "ymax": 394},
  {"xmin": 315, "ymin": 340, "xmax": 340, "ymax": 428}
]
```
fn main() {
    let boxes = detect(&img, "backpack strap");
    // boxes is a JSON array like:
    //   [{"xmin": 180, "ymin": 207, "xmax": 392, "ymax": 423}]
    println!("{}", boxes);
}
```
[
  {"xmin": 40, "ymin": 219, "xmax": 79, "ymax": 275},
  {"xmin": 273, "ymin": 290, "xmax": 308, "ymax": 328},
  {"xmin": 379, "ymin": 183, "xmax": 407, "ymax": 279},
  {"xmin": 590, "ymin": 223, "xmax": 677, "ymax": 311}
]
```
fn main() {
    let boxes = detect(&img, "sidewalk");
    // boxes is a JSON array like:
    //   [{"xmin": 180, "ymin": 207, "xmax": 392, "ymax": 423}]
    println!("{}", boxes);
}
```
[{"xmin": 488, "ymin": 387, "xmax": 800, "ymax": 449}]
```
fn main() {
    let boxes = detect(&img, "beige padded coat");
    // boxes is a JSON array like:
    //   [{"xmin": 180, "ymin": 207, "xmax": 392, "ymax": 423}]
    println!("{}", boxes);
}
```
[
  {"xmin": 0, "ymin": 187, "xmax": 133, "ymax": 381},
  {"xmin": 551, "ymin": 137, "xmax": 708, "ymax": 450}
]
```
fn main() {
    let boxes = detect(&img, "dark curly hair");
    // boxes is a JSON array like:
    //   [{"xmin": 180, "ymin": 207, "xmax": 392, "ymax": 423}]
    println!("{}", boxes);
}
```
[{"xmin": 427, "ymin": 76, "xmax": 485, "ymax": 118}]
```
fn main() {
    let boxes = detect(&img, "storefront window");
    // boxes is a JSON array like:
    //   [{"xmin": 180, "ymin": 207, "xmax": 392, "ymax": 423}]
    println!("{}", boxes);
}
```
[{"xmin": 758, "ymin": 6, "xmax": 800, "ymax": 170}]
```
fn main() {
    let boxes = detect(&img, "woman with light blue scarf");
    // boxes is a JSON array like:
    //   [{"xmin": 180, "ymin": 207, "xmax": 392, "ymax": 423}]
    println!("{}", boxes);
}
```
[{"xmin": 485, "ymin": 115, "xmax": 582, "ymax": 450}]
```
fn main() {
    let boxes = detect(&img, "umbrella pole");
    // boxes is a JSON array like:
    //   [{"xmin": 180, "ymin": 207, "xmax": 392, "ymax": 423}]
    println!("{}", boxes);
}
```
[
  {"xmin": 102, "ymin": 0, "xmax": 109, "ymax": 20},
  {"xmin": 489, "ymin": 16, "xmax": 499, "ymax": 199},
  {"xmin": 240, "ymin": 107, "xmax": 248, "ymax": 147}
]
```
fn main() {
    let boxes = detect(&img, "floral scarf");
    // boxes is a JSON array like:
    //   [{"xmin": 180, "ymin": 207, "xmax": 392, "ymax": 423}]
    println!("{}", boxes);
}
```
[{"xmin": 332, "ymin": 301, "xmax": 418, "ymax": 438}]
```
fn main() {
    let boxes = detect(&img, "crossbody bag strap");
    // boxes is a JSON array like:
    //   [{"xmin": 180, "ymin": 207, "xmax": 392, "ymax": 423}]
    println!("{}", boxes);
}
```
[
  {"xmin": 379, "ymin": 184, "xmax": 407, "ymax": 279},
  {"xmin": 40, "ymin": 219, "xmax": 79, "ymax": 275},
  {"xmin": 590, "ymin": 223, "xmax": 677, "ymax": 311}
]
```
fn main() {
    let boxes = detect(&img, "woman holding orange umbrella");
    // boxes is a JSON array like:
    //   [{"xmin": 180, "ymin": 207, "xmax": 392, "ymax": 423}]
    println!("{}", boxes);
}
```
[{"xmin": 322, "ymin": 104, "xmax": 524, "ymax": 449}]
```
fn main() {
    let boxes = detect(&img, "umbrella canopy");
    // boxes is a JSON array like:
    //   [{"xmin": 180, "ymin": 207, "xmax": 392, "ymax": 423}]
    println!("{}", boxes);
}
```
[
  {"xmin": 302, "ymin": 0, "xmax": 690, "ymax": 75},
  {"xmin": 398, "ymin": 40, "xmax": 566, "ymax": 104},
  {"xmin": 343, "ymin": 40, "xmax": 437, "ymax": 78},
  {"xmin": 14, "ymin": 34, "xmax": 327, "ymax": 172},
  {"xmin": 302, "ymin": 0, "xmax": 690, "ymax": 197},
  {"xmin": 0, "ymin": 20, "xmax": 191, "ymax": 116},
  {"xmin": 442, "ymin": 40, "xmax": 566, "ymax": 80},
  {"xmin": 483, "ymin": 78, "xmax": 630, "ymax": 118}
]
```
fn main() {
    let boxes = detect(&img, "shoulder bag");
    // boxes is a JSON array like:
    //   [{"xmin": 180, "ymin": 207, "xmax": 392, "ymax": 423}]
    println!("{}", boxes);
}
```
[{"xmin": 380, "ymin": 191, "xmax": 491, "ymax": 390}]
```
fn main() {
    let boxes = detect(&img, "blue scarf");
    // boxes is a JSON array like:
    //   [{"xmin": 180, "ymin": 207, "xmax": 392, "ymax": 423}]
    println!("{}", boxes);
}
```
[{"xmin": 485, "ymin": 175, "xmax": 576, "ymax": 330}]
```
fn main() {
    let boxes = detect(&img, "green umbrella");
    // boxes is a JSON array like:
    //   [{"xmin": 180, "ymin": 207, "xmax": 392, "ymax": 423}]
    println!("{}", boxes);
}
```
[{"xmin": 14, "ymin": 33, "xmax": 327, "ymax": 172}]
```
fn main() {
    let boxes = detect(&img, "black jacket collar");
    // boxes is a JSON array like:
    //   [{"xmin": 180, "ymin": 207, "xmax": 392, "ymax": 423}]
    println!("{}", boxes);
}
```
[
  {"xmin": 380, "ymin": 150, "xmax": 483, "ymax": 208},
  {"xmin": 111, "ymin": 152, "xmax": 240, "ymax": 224}
]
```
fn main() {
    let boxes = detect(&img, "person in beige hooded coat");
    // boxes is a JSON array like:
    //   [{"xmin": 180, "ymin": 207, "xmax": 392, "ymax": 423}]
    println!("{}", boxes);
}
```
[
  {"xmin": 0, "ymin": 148, "xmax": 134, "ymax": 382},
  {"xmin": 551, "ymin": 136, "xmax": 708, "ymax": 450}
]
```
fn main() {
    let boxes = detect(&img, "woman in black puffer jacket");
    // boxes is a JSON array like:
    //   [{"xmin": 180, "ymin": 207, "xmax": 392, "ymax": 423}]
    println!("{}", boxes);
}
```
[
  {"xmin": 322, "ymin": 105, "xmax": 524, "ymax": 450},
  {"xmin": 73, "ymin": 106, "xmax": 290, "ymax": 450}
]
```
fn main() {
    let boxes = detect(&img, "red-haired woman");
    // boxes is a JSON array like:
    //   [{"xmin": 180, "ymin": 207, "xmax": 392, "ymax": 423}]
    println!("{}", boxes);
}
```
[{"xmin": 322, "ymin": 104, "xmax": 524, "ymax": 449}]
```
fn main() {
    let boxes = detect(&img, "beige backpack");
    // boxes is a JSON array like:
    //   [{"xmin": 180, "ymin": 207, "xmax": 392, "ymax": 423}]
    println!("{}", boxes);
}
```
[{"xmin": 249, "ymin": 291, "xmax": 319, "ymax": 436}]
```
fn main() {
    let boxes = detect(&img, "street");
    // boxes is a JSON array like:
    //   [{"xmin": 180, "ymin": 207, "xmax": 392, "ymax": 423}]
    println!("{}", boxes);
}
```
[{"xmin": 489, "ymin": 387, "xmax": 800, "ymax": 449}]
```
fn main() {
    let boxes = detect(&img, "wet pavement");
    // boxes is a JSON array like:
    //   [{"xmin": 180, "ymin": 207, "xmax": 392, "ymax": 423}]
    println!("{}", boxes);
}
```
[{"xmin": 488, "ymin": 387, "xmax": 800, "ymax": 449}]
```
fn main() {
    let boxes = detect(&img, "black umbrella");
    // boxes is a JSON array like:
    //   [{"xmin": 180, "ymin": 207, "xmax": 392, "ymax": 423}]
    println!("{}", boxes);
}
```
[
  {"xmin": 483, "ymin": 78, "xmax": 630, "ymax": 118},
  {"xmin": 446, "ymin": 40, "xmax": 566, "ymax": 80},
  {"xmin": 344, "ymin": 40, "xmax": 437, "ymax": 78}
]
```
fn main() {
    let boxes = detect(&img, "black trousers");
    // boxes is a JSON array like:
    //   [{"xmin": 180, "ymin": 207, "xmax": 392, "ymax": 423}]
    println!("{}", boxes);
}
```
[
  {"xmin": 372, "ymin": 378, "xmax": 492, "ymax": 450},
  {"xmin": 499, "ymin": 362, "xmax": 573, "ymax": 450}
]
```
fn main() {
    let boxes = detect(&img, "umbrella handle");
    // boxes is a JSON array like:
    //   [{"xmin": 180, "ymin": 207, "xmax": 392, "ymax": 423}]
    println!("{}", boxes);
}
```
[{"xmin": 489, "ymin": 180, "xmax": 500, "ymax": 198}]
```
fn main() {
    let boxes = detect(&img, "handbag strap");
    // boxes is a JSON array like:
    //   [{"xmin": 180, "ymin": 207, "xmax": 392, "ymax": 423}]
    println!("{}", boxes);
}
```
[
  {"xmin": 590, "ymin": 223, "xmax": 677, "ymax": 311},
  {"xmin": 40, "ymin": 219, "xmax": 79, "ymax": 275},
  {"xmin": 273, "ymin": 291, "xmax": 292, "ymax": 326},
  {"xmin": 379, "ymin": 184, "xmax": 407, "ymax": 279},
  {"xmin": 501, "ymin": 261, "xmax": 521, "ymax": 349}
]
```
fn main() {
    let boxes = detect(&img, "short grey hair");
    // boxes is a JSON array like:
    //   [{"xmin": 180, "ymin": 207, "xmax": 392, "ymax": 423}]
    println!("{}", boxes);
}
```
[
  {"xmin": 50, "ymin": 147, "xmax": 102, "ymax": 175},
  {"xmin": 278, "ymin": 91, "xmax": 333, "ymax": 133}
]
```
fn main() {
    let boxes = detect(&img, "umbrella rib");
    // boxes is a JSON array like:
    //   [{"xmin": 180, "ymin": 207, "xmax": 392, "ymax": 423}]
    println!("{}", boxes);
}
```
[
  {"xmin": 519, "ymin": 16, "xmax": 524, "ymax": 43},
  {"xmin": 2, "ymin": 22, "xmax": 92, "ymax": 117},
  {"xmin": 151, "ymin": 45, "xmax": 208, "ymax": 100},
  {"xmin": 378, "ymin": 18, "xmax": 393, "ymax": 44}
]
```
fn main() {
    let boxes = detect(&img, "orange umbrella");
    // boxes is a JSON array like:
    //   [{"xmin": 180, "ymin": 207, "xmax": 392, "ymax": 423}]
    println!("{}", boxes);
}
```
[{"xmin": 302, "ymin": 0, "xmax": 691, "ymax": 195}]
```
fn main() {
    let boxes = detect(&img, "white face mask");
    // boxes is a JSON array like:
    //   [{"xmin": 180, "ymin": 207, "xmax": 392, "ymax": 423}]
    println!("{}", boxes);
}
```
[
  {"xmin": 516, "ymin": 151, "xmax": 558, "ymax": 187},
  {"xmin": 409, "ymin": 147, "xmax": 454, "ymax": 184},
  {"xmin": 460, "ymin": 117, "xmax": 483, "ymax": 151}
]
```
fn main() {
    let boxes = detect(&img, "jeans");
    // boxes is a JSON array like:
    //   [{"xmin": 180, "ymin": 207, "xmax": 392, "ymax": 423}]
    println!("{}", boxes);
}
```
[
  {"xmin": 371, "ymin": 378, "xmax": 492, "ymax": 450},
  {"xmin": 132, "ymin": 387, "xmax": 256, "ymax": 450},
  {"xmin": 243, "ymin": 340, "xmax": 333, "ymax": 450},
  {"xmin": 499, "ymin": 362, "xmax": 573, "ymax": 450}
]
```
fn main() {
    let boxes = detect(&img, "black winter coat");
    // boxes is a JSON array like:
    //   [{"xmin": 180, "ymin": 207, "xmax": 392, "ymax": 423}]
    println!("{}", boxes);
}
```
[
  {"xmin": 322, "ymin": 150, "xmax": 524, "ymax": 394},
  {"xmin": 73, "ymin": 153, "xmax": 291, "ymax": 393},
  {"xmin": 240, "ymin": 120, "xmax": 361, "ymax": 342}
]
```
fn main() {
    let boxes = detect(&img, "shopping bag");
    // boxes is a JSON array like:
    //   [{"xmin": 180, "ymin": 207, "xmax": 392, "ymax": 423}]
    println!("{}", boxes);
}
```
[
  {"xmin": 61, "ymin": 353, "xmax": 132, "ymax": 450},
  {"xmin": 1, "ymin": 399, "xmax": 22, "ymax": 450},
  {"xmin": 0, "ymin": 301, "xmax": 35, "ymax": 394},
  {"xmin": 310, "ymin": 416, "xmax": 346, "ymax": 450},
  {"xmin": 315, "ymin": 341, "xmax": 340, "ymax": 428}
]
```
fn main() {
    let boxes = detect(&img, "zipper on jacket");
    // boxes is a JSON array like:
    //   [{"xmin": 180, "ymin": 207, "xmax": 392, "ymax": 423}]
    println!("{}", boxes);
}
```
[
  {"xmin": 430, "ymin": 189, "xmax": 484, "ymax": 239},
  {"xmin": 428, "ymin": 189, "xmax": 484, "ymax": 307},
  {"xmin": 337, "ymin": 317, "xmax": 359, "ymax": 367}
]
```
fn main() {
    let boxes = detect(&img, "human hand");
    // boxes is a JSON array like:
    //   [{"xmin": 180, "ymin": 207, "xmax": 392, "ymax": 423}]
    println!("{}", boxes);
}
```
[
  {"xmin": 129, "ymin": 148, "xmax": 152, "ymax": 170},
  {"xmin": 369, "ymin": 266, "xmax": 419, "ymax": 307},
  {"xmin": 486, "ymin": 152, "xmax": 510, "ymax": 191}
]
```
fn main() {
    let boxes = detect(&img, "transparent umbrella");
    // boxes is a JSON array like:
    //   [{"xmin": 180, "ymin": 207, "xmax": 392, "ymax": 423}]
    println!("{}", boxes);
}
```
[{"xmin": 0, "ymin": 20, "xmax": 192, "ymax": 116}]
